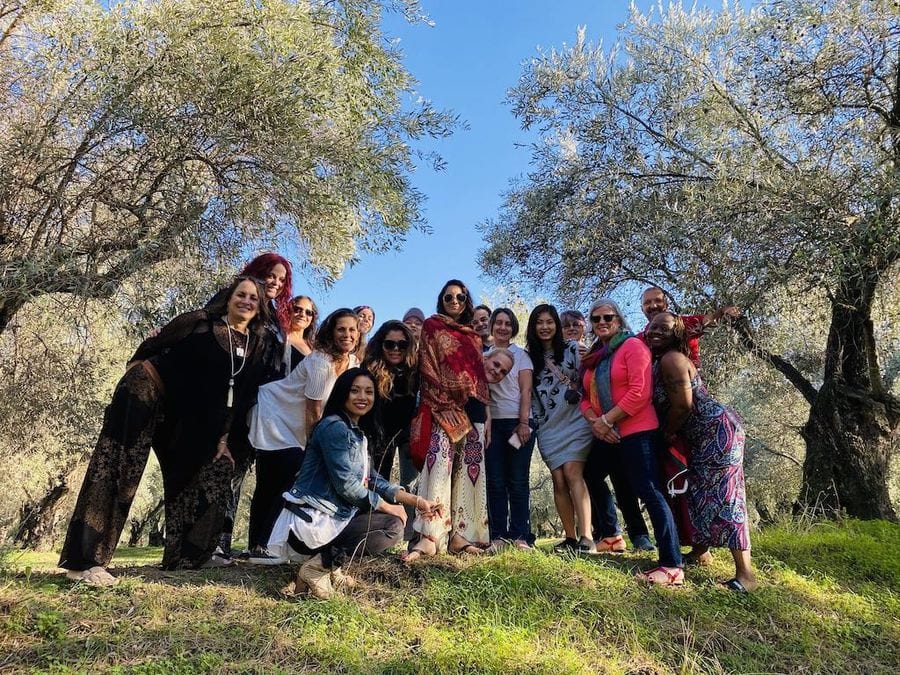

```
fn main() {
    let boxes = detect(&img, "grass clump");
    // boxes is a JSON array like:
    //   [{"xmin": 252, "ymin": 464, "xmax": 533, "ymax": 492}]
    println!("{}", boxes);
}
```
[{"xmin": 1, "ymin": 518, "xmax": 898, "ymax": 673}]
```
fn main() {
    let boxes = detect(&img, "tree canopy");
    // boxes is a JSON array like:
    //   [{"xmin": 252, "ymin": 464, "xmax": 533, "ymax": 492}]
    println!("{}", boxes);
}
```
[
  {"xmin": 0, "ymin": 0, "xmax": 456, "ymax": 332},
  {"xmin": 481, "ymin": 0, "xmax": 900, "ymax": 518}
]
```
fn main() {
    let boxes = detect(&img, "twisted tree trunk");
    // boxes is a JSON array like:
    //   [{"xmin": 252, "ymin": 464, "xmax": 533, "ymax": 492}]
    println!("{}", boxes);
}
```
[
  {"xmin": 800, "ymin": 273, "xmax": 899, "ymax": 520},
  {"xmin": 13, "ymin": 476, "xmax": 69, "ymax": 550},
  {"xmin": 128, "ymin": 498, "xmax": 164, "ymax": 547}
]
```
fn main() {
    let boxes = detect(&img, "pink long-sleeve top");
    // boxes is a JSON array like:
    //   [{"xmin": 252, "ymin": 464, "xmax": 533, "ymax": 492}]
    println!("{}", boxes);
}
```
[{"xmin": 579, "ymin": 337, "xmax": 659, "ymax": 437}]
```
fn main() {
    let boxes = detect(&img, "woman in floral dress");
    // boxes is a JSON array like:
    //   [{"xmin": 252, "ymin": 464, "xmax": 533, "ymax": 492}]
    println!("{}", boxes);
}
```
[
  {"xmin": 647, "ymin": 311, "xmax": 757, "ymax": 592},
  {"xmin": 402, "ymin": 279, "xmax": 491, "ymax": 560}
]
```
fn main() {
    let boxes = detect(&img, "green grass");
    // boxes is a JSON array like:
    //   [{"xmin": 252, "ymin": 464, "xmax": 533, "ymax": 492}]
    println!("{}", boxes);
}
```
[{"xmin": 2, "ymin": 519, "xmax": 899, "ymax": 674}]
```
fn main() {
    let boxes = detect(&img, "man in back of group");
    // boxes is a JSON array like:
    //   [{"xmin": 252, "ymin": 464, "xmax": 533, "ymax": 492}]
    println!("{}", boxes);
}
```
[
  {"xmin": 473, "ymin": 304, "xmax": 493, "ymax": 352},
  {"xmin": 639, "ymin": 287, "xmax": 739, "ymax": 366}
]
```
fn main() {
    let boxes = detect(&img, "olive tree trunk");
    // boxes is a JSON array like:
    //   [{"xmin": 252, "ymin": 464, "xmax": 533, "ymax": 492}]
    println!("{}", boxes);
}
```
[{"xmin": 800, "ymin": 273, "xmax": 899, "ymax": 520}]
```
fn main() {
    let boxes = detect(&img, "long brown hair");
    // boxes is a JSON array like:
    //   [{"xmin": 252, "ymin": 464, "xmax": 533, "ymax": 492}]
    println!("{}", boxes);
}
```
[
  {"xmin": 207, "ymin": 275, "xmax": 270, "ymax": 334},
  {"xmin": 290, "ymin": 294, "xmax": 318, "ymax": 345},
  {"xmin": 362, "ymin": 320, "xmax": 418, "ymax": 399},
  {"xmin": 315, "ymin": 308, "xmax": 359, "ymax": 361}
]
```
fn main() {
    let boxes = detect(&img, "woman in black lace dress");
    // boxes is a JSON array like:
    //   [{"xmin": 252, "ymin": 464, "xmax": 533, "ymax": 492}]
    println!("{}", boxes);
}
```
[{"xmin": 59, "ymin": 276, "xmax": 276, "ymax": 584}]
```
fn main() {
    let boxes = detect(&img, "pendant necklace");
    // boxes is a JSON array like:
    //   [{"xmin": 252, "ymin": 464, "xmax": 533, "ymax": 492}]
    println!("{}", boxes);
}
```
[{"xmin": 223, "ymin": 318, "xmax": 248, "ymax": 408}]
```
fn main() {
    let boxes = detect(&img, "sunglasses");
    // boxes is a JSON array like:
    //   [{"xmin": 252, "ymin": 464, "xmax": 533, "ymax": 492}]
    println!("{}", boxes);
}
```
[
  {"xmin": 383, "ymin": 339, "xmax": 410, "ymax": 351},
  {"xmin": 590, "ymin": 313, "xmax": 618, "ymax": 324},
  {"xmin": 562, "ymin": 322, "xmax": 584, "ymax": 329},
  {"xmin": 292, "ymin": 306, "xmax": 314, "ymax": 317},
  {"xmin": 443, "ymin": 292, "xmax": 467, "ymax": 304}
]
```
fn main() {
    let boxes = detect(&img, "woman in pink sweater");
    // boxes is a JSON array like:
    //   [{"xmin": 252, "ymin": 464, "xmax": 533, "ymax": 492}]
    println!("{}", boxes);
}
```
[{"xmin": 579, "ymin": 298, "xmax": 683, "ymax": 586}]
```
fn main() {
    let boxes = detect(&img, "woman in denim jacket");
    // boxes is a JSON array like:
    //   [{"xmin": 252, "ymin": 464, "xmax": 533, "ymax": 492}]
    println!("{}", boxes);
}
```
[{"xmin": 267, "ymin": 367, "xmax": 439, "ymax": 599}]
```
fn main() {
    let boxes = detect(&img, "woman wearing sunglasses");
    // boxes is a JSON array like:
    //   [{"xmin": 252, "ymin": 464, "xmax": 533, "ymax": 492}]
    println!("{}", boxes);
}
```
[
  {"xmin": 579, "ymin": 298, "xmax": 683, "ymax": 586},
  {"xmin": 403, "ymin": 279, "xmax": 491, "ymax": 560},
  {"xmin": 362, "ymin": 320, "xmax": 419, "ymax": 479},
  {"xmin": 287, "ymin": 295, "xmax": 318, "ymax": 359}
]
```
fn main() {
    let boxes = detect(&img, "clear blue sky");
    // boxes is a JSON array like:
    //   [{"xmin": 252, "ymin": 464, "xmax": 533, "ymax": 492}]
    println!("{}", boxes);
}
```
[{"xmin": 294, "ymin": 1, "xmax": 636, "ymax": 325}]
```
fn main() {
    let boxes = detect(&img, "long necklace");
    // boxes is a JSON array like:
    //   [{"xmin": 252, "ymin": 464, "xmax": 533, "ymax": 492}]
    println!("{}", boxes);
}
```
[{"xmin": 223, "ymin": 317, "xmax": 249, "ymax": 408}]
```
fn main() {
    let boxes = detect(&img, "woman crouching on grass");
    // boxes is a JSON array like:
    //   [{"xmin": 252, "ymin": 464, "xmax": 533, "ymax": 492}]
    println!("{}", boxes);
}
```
[{"xmin": 267, "ymin": 368, "xmax": 440, "ymax": 599}]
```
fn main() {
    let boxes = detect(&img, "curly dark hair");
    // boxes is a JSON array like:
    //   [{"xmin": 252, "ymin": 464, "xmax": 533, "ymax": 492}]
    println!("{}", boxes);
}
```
[
  {"xmin": 362, "ymin": 320, "xmax": 418, "ymax": 399},
  {"xmin": 314, "ymin": 308, "xmax": 359, "ymax": 360}
]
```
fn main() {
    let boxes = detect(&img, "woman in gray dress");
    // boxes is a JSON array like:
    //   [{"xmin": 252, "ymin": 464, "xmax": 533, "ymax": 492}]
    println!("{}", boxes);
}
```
[{"xmin": 525, "ymin": 304, "xmax": 596, "ymax": 554}]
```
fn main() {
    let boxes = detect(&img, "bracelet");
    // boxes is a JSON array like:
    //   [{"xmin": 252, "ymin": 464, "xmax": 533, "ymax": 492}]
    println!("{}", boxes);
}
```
[{"xmin": 600, "ymin": 415, "xmax": 614, "ymax": 428}]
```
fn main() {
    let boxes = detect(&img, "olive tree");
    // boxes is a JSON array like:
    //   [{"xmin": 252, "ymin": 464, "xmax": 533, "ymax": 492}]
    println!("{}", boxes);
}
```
[
  {"xmin": 481, "ymin": 0, "xmax": 900, "ymax": 519},
  {"xmin": 0, "ymin": 0, "xmax": 456, "ymax": 332}
]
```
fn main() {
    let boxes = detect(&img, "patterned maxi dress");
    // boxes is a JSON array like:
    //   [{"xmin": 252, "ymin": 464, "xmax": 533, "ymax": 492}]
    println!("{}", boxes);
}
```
[
  {"xmin": 59, "ymin": 311, "xmax": 272, "ymax": 571},
  {"xmin": 652, "ymin": 366, "xmax": 751, "ymax": 550},
  {"xmin": 410, "ymin": 315, "xmax": 490, "ymax": 551}
]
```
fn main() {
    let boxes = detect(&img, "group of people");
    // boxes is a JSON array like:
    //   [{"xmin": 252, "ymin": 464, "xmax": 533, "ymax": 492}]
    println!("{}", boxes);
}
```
[{"xmin": 58, "ymin": 252, "xmax": 755, "ymax": 598}]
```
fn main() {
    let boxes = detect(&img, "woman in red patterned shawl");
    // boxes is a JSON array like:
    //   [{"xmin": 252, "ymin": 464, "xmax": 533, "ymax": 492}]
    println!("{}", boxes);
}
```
[{"xmin": 402, "ymin": 279, "xmax": 491, "ymax": 560}]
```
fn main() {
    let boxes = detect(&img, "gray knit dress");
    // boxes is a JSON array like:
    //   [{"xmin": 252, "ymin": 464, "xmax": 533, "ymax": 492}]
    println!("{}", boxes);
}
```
[{"xmin": 531, "ymin": 341, "xmax": 593, "ymax": 470}]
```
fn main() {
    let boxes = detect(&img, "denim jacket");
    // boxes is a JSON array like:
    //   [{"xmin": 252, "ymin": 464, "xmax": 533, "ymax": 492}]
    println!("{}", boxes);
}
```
[{"xmin": 286, "ymin": 414, "xmax": 400, "ymax": 519}]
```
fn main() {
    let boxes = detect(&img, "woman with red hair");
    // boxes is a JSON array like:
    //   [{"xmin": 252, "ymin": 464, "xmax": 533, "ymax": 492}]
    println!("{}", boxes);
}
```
[
  {"xmin": 238, "ymin": 253, "xmax": 293, "ymax": 338},
  {"xmin": 206, "ymin": 253, "xmax": 294, "ymax": 556}
]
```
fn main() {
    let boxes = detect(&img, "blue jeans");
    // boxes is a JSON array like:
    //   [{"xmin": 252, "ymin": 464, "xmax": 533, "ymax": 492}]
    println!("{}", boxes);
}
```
[
  {"xmin": 485, "ymin": 418, "xmax": 536, "ymax": 543},
  {"xmin": 594, "ymin": 431, "xmax": 682, "ymax": 568}
]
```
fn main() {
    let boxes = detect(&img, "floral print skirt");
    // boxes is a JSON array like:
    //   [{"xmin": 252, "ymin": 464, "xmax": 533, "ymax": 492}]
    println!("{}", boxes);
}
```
[{"xmin": 413, "ymin": 423, "xmax": 489, "ymax": 552}]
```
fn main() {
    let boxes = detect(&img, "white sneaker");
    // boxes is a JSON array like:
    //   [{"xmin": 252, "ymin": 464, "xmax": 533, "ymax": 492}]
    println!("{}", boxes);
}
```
[{"xmin": 65, "ymin": 566, "xmax": 118, "ymax": 587}]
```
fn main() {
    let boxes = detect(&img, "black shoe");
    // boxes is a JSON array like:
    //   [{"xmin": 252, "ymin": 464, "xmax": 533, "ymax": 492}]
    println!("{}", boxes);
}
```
[
  {"xmin": 553, "ymin": 537, "xmax": 579, "ymax": 553},
  {"xmin": 577, "ymin": 537, "xmax": 599, "ymax": 555},
  {"xmin": 248, "ymin": 547, "xmax": 287, "ymax": 566},
  {"xmin": 234, "ymin": 550, "xmax": 251, "ymax": 561}
]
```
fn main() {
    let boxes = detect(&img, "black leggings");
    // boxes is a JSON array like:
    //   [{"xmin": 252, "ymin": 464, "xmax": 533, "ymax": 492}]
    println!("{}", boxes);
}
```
[
  {"xmin": 248, "ymin": 448, "xmax": 305, "ymax": 549},
  {"xmin": 287, "ymin": 510, "xmax": 403, "ymax": 568},
  {"xmin": 586, "ymin": 438, "xmax": 651, "ymax": 541}
]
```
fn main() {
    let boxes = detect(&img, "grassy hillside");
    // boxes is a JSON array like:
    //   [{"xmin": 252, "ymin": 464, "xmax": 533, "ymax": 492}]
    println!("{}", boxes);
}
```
[{"xmin": 1, "ymin": 519, "xmax": 898, "ymax": 674}]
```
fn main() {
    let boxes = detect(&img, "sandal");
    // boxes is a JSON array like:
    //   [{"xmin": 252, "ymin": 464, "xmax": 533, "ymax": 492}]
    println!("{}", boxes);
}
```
[
  {"xmin": 449, "ymin": 535, "xmax": 484, "ymax": 556},
  {"xmin": 595, "ymin": 535, "xmax": 627, "ymax": 554},
  {"xmin": 65, "ymin": 566, "xmax": 118, "ymax": 587},
  {"xmin": 722, "ymin": 578, "xmax": 749, "ymax": 593},
  {"xmin": 636, "ymin": 566, "xmax": 685, "ymax": 587}
]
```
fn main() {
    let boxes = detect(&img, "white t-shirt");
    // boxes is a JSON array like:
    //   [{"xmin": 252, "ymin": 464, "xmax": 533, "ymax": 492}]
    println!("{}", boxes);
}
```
[
  {"xmin": 248, "ymin": 351, "xmax": 359, "ymax": 450},
  {"xmin": 488, "ymin": 343, "xmax": 533, "ymax": 420}
]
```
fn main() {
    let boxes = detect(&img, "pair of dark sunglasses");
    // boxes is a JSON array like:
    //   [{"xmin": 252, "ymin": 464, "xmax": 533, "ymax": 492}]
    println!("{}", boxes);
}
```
[
  {"xmin": 292, "ymin": 306, "xmax": 314, "ymax": 317},
  {"xmin": 590, "ymin": 313, "xmax": 618, "ymax": 324},
  {"xmin": 383, "ymin": 339, "xmax": 410, "ymax": 352},
  {"xmin": 443, "ymin": 292, "xmax": 467, "ymax": 304}
]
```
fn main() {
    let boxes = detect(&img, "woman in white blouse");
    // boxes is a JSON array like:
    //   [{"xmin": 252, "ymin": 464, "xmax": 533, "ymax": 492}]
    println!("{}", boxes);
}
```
[{"xmin": 245, "ymin": 308, "xmax": 360, "ymax": 563}]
